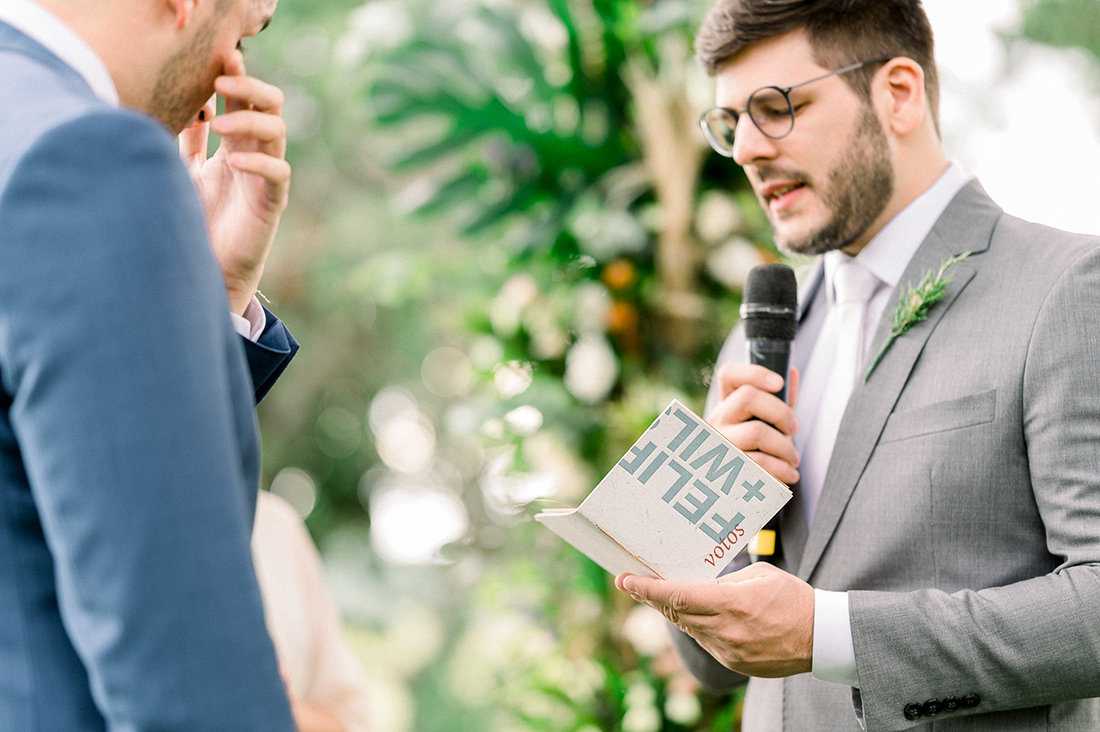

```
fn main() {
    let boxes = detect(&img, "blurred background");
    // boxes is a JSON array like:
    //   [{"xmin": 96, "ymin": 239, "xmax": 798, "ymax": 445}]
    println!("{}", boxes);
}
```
[{"xmin": 245, "ymin": 1, "xmax": 1100, "ymax": 730}]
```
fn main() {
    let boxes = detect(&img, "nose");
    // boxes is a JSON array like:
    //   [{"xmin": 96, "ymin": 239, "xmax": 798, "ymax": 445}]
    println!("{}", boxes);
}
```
[{"xmin": 731, "ymin": 115, "xmax": 779, "ymax": 167}]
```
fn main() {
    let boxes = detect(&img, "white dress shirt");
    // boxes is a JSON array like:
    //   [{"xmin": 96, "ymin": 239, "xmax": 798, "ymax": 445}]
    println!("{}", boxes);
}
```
[
  {"xmin": 809, "ymin": 162, "xmax": 972, "ymax": 686},
  {"xmin": 1, "ymin": 0, "xmax": 265, "ymax": 340}
]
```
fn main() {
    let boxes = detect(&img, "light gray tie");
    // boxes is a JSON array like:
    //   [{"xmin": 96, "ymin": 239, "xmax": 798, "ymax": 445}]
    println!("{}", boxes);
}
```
[{"xmin": 800, "ymin": 259, "xmax": 880, "ymax": 525}]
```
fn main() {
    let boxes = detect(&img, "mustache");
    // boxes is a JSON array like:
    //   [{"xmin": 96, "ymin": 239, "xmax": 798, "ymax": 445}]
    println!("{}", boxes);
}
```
[{"xmin": 751, "ymin": 165, "xmax": 813, "ymax": 189}]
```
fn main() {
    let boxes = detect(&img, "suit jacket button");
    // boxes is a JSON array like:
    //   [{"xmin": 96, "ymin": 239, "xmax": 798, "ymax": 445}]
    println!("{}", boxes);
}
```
[
  {"xmin": 904, "ymin": 703, "xmax": 924, "ymax": 720},
  {"xmin": 961, "ymin": 693, "xmax": 981, "ymax": 709},
  {"xmin": 922, "ymin": 699, "xmax": 943, "ymax": 716},
  {"xmin": 942, "ymin": 696, "xmax": 961, "ymax": 712}
]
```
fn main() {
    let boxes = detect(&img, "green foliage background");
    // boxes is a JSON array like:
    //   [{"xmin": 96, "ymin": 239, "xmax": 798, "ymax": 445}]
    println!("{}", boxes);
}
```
[{"xmin": 241, "ymin": 1, "xmax": 1099, "ymax": 730}]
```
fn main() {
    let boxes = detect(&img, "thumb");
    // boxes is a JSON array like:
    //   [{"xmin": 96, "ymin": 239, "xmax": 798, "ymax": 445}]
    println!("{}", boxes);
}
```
[{"xmin": 179, "ymin": 95, "xmax": 215, "ymax": 168}]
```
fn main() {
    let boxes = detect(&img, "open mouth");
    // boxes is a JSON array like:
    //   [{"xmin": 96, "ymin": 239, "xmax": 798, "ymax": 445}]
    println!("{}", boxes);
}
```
[
  {"xmin": 764, "ymin": 182, "xmax": 808, "ymax": 211},
  {"xmin": 771, "ymin": 183, "xmax": 803, "ymax": 198}
]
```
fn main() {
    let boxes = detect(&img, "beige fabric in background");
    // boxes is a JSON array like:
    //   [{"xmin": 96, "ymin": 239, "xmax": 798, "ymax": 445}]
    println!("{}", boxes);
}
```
[{"xmin": 253, "ymin": 491, "xmax": 374, "ymax": 732}]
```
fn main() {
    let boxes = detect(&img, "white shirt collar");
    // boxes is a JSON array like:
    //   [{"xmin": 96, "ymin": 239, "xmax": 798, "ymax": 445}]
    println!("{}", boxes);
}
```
[
  {"xmin": 847, "ymin": 161, "xmax": 972, "ymax": 290},
  {"xmin": 0, "ymin": 0, "xmax": 119, "ymax": 105}
]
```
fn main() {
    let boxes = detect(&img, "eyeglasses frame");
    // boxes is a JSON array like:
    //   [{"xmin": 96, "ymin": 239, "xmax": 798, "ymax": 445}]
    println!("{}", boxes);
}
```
[{"xmin": 699, "ymin": 55, "xmax": 895, "ymax": 158}]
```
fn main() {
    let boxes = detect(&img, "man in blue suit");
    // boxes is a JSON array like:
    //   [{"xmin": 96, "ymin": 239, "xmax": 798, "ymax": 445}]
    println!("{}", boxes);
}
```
[{"xmin": 0, "ymin": 0, "xmax": 300, "ymax": 728}]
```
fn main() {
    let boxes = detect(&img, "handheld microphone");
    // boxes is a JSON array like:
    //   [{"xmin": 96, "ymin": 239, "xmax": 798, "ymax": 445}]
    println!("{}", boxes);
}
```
[{"xmin": 740, "ymin": 263, "xmax": 798, "ymax": 561}]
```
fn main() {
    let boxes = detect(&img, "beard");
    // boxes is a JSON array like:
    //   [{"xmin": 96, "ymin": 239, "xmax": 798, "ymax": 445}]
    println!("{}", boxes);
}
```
[
  {"xmin": 765, "ymin": 105, "xmax": 895, "ymax": 256},
  {"xmin": 147, "ymin": 12, "xmax": 221, "ymax": 134}
]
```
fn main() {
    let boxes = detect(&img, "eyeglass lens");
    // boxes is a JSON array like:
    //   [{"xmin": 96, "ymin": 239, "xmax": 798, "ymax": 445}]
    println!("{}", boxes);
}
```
[{"xmin": 700, "ymin": 88, "xmax": 795, "ymax": 157}]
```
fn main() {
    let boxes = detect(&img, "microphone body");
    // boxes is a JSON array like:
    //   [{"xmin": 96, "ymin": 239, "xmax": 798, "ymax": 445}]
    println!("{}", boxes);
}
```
[
  {"xmin": 745, "ymin": 339, "xmax": 791, "ymax": 403},
  {"xmin": 740, "ymin": 263, "xmax": 798, "ymax": 561}
]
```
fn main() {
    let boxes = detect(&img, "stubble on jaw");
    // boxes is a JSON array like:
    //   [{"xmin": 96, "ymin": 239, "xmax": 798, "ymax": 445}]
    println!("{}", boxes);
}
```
[
  {"xmin": 766, "ymin": 105, "xmax": 895, "ymax": 257},
  {"xmin": 147, "ymin": 11, "xmax": 221, "ymax": 134}
]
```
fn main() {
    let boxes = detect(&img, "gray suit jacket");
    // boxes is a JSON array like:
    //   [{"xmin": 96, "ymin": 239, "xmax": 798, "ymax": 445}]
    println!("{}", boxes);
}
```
[{"xmin": 677, "ymin": 181, "xmax": 1100, "ymax": 731}]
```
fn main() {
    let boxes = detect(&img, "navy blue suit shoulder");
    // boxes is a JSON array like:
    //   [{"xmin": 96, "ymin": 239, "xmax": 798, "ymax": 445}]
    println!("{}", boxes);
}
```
[{"xmin": 0, "ymin": 23, "xmax": 295, "ymax": 731}]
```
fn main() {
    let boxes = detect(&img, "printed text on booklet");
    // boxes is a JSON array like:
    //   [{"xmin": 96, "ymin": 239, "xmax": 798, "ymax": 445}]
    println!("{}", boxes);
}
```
[{"xmin": 535, "ymin": 400, "xmax": 791, "ymax": 582}]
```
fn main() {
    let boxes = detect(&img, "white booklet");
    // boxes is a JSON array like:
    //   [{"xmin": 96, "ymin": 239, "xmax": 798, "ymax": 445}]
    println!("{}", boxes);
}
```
[{"xmin": 535, "ymin": 399, "xmax": 791, "ymax": 583}]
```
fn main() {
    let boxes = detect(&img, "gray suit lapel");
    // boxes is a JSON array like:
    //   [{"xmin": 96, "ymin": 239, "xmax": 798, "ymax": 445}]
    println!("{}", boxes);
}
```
[{"xmin": 795, "ymin": 181, "xmax": 1001, "ymax": 581}]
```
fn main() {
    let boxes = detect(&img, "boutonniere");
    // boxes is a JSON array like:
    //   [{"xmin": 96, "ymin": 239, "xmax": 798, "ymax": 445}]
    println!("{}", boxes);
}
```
[{"xmin": 863, "ymin": 251, "xmax": 971, "ymax": 382}]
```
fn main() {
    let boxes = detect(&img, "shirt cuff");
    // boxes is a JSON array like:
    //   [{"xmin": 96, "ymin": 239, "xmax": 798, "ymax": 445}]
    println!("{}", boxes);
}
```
[
  {"xmin": 812, "ymin": 589, "xmax": 860, "ymax": 687},
  {"xmin": 230, "ymin": 296, "xmax": 267, "ymax": 342}
]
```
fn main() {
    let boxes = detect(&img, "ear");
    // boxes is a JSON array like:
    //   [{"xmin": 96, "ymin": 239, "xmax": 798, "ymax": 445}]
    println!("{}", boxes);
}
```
[
  {"xmin": 875, "ymin": 57, "xmax": 927, "ymax": 137},
  {"xmin": 168, "ymin": 0, "xmax": 199, "ymax": 29}
]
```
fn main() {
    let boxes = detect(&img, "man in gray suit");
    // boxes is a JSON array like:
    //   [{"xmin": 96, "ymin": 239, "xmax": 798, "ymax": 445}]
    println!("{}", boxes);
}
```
[
  {"xmin": 0, "ymin": 0, "xmax": 298, "ymax": 728},
  {"xmin": 616, "ymin": 0, "xmax": 1100, "ymax": 729}
]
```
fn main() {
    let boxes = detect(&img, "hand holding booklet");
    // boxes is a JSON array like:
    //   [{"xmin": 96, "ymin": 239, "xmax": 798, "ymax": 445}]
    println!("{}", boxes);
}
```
[{"xmin": 535, "ymin": 400, "xmax": 791, "ymax": 583}]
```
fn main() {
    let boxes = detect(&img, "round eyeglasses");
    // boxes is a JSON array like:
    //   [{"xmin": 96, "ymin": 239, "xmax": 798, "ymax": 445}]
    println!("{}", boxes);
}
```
[{"xmin": 699, "ymin": 56, "xmax": 894, "ymax": 157}]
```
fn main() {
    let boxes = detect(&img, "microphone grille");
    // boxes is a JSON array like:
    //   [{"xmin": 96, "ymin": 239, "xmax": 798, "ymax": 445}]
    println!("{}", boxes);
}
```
[{"xmin": 742, "ymin": 263, "xmax": 798, "ymax": 340}]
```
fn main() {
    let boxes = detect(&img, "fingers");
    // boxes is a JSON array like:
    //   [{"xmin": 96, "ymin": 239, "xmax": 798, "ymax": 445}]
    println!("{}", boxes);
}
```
[
  {"xmin": 713, "ymin": 420, "xmax": 800, "ymax": 484},
  {"xmin": 215, "ymin": 68, "xmax": 285, "ymax": 117},
  {"xmin": 219, "ymin": 49, "xmax": 249, "ymax": 113},
  {"xmin": 211, "ymin": 75, "xmax": 287, "ymax": 161},
  {"xmin": 717, "ymin": 363, "xmax": 784, "ymax": 401},
  {"xmin": 742, "ymin": 448, "xmax": 800, "ymax": 485},
  {"xmin": 707, "ymin": 363, "xmax": 801, "ymax": 483},
  {"xmin": 225, "ymin": 152, "xmax": 291, "ymax": 208},
  {"xmin": 617, "ymin": 574, "xmax": 721, "ymax": 622},
  {"xmin": 211, "ymin": 108, "xmax": 286, "ymax": 148}
]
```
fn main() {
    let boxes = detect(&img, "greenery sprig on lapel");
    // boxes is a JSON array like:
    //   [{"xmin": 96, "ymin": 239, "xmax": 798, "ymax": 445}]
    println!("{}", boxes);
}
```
[{"xmin": 863, "ymin": 251, "xmax": 971, "ymax": 382}]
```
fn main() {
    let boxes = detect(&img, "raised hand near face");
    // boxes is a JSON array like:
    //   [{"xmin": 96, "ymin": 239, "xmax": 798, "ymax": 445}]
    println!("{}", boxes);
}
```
[{"xmin": 180, "ymin": 50, "xmax": 290, "ymax": 316}]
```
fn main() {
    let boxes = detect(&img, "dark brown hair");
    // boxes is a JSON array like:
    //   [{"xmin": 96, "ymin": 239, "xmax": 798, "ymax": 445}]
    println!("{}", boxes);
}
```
[{"xmin": 696, "ymin": 0, "xmax": 939, "ymax": 131}]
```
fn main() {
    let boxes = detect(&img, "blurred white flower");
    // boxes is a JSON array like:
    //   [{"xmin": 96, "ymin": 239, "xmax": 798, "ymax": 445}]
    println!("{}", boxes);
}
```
[
  {"xmin": 480, "ymin": 447, "xmax": 557, "ymax": 517},
  {"xmin": 665, "ymin": 690, "xmax": 703, "ymax": 726},
  {"xmin": 525, "ymin": 302, "xmax": 570, "ymax": 360},
  {"xmin": 518, "ymin": 4, "xmax": 569, "ymax": 51},
  {"xmin": 539, "ymin": 656, "xmax": 605, "ymax": 704},
  {"xmin": 368, "ymin": 477, "xmax": 467, "ymax": 565},
  {"xmin": 621, "ymin": 605, "xmax": 671, "ymax": 657},
  {"xmin": 422, "ymin": 346, "xmax": 474, "ymax": 398},
  {"xmin": 375, "ymin": 413, "xmax": 435, "ymax": 474},
  {"xmin": 269, "ymin": 467, "xmax": 317, "ymax": 519},
  {"xmin": 696, "ymin": 190, "xmax": 744, "ymax": 245},
  {"xmin": 493, "ymin": 360, "xmax": 534, "ymax": 398},
  {"xmin": 564, "ymin": 334, "xmax": 619, "ymax": 404},
  {"xmin": 445, "ymin": 610, "xmax": 530, "ymax": 704},
  {"xmin": 468, "ymin": 335, "xmax": 505, "ymax": 370},
  {"xmin": 571, "ymin": 207, "xmax": 648, "ymax": 261},
  {"xmin": 504, "ymin": 405, "xmax": 544, "ymax": 435},
  {"xmin": 573, "ymin": 280, "xmax": 612, "ymax": 333},
  {"xmin": 490, "ymin": 274, "xmax": 539, "ymax": 337},
  {"xmin": 530, "ymin": 327, "xmax": 571, "ymax": 360},
  {"xmin": 335, "ymin": 0, "xmax": 412, "ymax": 67},
  {"xmin": 623, "ymin": 681, "xmax": 661, "ymax": 732},
  {"xmin": 481, "ymin": 418, "xmax": 506, "ymax": 441},
  {"xmin": 369, "ymin": 388, "xmax": 435, "ymax": 473},
  {"xmin": 706, "ymin": 236, "xmax": 767, "ymax": 290},
  {"xmin": 520, "ymin": 431, "xmax": 592, "ymax": 504}
]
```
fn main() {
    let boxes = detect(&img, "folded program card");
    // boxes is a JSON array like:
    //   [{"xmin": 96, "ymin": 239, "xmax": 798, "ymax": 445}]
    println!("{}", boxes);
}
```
[{"xmin": 535, "ymin": 399, "xmax": 791, "ymax": 583}]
